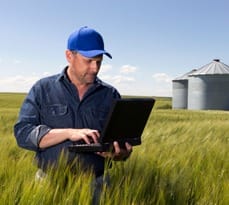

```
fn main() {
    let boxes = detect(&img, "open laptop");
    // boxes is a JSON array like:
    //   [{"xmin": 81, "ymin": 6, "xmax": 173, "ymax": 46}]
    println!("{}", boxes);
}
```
[{"xmin": 68, "ymin": 97, "xmax": 155, "ymax": 152}]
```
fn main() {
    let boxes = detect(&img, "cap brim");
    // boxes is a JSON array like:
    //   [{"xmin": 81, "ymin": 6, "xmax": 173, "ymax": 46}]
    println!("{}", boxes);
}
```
[{"xmin": 78, "ymin": 50, "xmax": 112, "ymax": 59}]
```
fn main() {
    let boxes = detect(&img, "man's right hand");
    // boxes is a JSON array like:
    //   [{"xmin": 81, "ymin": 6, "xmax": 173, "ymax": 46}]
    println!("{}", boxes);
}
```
[
  {"xmin": 39, "ymin": 128, "xmax": 100, "ymax": 149},
  {"xmin": 68, "ymin": 128, "xmax": 100, "ymax": 144}
]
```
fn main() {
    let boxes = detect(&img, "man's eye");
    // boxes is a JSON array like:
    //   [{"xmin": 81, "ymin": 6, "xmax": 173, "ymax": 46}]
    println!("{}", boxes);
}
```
[{"xmin": 84, "ymin": 59, "xmax": 92, "ymax": 63}]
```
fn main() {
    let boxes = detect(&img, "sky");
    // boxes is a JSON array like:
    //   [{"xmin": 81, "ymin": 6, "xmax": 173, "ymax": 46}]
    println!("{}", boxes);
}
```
[{"xmin": 0, "ymin": 0, "xmax": 229, "ymax": 97}]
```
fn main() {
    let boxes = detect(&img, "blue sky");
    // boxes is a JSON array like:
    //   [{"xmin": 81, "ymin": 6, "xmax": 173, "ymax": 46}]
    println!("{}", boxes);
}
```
[{"xmin": 0, "ymin": 0, "xmax": 229, "ymax": 96}]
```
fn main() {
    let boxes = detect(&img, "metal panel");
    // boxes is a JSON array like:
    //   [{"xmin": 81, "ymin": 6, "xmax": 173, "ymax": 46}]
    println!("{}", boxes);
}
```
[
  {"xmin": 188, "ymin": 75, "xmax": 229, "ymax": 110},
  {"xmin": 190, "ymin": 59, "xmax": 229, "ymax": 76},
  {"xmin": 172, "ymin": 80, "xmax": 188, "ymax": 109}
]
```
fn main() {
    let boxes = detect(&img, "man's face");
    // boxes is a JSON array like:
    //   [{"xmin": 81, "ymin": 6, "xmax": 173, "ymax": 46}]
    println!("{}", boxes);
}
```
[{"xmin": 67, "ymin": 51, "xmax": 103, "ymax": 85}]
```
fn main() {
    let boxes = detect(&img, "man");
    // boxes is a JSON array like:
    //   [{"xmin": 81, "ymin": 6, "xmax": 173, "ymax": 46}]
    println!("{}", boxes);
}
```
[{"xmin": 14, "ymin": 26, "xmax": 132, "ymax": 181}]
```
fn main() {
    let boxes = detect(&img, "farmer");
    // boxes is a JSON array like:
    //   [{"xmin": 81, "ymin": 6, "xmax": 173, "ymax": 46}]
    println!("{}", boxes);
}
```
[{"xmin": 14, "ymin": 26, "xmax": 132, "ymax": 203}]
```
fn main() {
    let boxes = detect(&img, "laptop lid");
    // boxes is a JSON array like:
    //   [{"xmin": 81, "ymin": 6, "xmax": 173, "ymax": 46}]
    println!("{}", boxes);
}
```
[{"xmin": 99, "ymin": 98, "xmax": 155, "ymax": 146}]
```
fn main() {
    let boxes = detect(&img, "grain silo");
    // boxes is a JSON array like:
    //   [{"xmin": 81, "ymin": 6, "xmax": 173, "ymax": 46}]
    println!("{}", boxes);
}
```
[
  {"xmin": 172, "ymin": 69, "xmax": 196, "ymax": 109},
  {"xmin": 188, "ymin": 59, "xmax": 229, "ymax": 110}
]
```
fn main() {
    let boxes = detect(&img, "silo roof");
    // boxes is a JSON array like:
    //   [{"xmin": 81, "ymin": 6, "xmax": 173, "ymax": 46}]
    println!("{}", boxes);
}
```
[
  {"xmin": 190, "ymin": 59, "xmax": 229, "ymax": 76},
  {"xmin": 173, "ymin": 69, "xmax": 197, "ymax": 81}
]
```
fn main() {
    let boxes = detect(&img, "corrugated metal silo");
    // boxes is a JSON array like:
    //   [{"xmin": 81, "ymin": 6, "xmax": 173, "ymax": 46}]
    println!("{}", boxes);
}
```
[
  {"xmin": 172, "ymin": 69, "xmax": 196, "ymax": 109},
  {"xmin": 188, "ymin": 59, "xmax": 229, "ymax": 110}
]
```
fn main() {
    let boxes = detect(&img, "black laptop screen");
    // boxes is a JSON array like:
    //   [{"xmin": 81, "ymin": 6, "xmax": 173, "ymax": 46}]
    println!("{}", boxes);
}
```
[{"xmin": 100, "ymin": 98, "xmax": 155, "ymax": 145}]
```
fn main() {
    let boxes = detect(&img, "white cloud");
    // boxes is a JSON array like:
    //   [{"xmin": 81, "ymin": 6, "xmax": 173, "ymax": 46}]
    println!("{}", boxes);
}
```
[
  {"xmin": 0, "ymin": 75, "xmax": 41, "ymax": 92},
  {"xmin": 42, "ymin": 72, "xmax": 52, "ymax": 77},
  {"xmin": 99, "ymin": 64, "xmax": 136, "ymax": 85},
  {"xmin": 120, "ymin": 65, "xmax": 137, "ymax": 74},
  {"xmin": 151, "ymin": 73, "xmax": 173, "ymax": 96},
  {"xmin": 152, "ymin": 73, "xmax": 173, "ymax": 83},
  {"xmin": 100, "ymin": 64, "xmax": 112, "ymax": 73},
  {"xmin": 13, "ymin": 59, "xmax": 22, "ymax": 64},
  {"xmin": 99, "ymin": 74, "xmax": 135, "ymax": 84},
  {"xmin": 0, "ymin": 68, "xmax": 173, "ymax": 97},
  {"xmin": 113, "ymin": 75, "xmax": 135, "ymax": 84},
  {"xmin": 99, "ymin": 66, "xmax": 173, "ymax": 96},
  {"xmin": 98, "ymin": 74, "xmax": 112, "ymax": 82}
]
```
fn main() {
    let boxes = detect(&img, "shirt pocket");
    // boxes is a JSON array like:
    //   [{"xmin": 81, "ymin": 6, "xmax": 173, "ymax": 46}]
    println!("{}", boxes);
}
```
[
  {"xmin": 41, "ymin": 104, "xmax": 71, "ymax": 128},
  {"xmin": 46, "ymin": 104, "xmax": 68, "ymax": 116}
]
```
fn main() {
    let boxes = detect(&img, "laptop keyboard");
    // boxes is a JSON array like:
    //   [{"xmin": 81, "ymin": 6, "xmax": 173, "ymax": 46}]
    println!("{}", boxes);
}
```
[
  {"xmin": 68, "ymin": 143, "xmax": 104, "ymax": 152},
  {"xmin": 68, "ymin": 142, "xmax": 112, "ymax": 152}
]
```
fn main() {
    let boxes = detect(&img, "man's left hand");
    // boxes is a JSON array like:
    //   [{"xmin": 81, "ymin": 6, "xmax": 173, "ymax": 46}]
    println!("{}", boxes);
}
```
[{"xmin": 97, "ymin": 141, "xmax": 133, "ymax": 161}]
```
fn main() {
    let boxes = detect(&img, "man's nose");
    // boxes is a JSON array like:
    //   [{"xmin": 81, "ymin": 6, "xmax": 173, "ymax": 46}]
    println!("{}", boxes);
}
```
[{"xmin": 90, "ymin": 61, "xmax": 100, "ymax": 72}]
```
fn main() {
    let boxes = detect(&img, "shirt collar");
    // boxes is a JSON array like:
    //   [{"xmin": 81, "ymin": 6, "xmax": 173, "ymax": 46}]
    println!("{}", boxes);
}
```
[{"xmin": 57, "ymin": 66, "xmax": 103, "ymax": 88}]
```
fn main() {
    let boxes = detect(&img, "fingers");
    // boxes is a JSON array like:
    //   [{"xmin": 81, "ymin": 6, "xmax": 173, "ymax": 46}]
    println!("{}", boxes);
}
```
[
  {"xmin": 125, "ymin": 142, "xmax": 133, "ymax": 153},
  {"xmin": 69, "ymin": 129, "xmax": 100, "ymax": 143},
  {"xmin": 83, "ymin": 129, "xmax": 99, "ymax": 144},
  {"xmin": 104, "ymin": 141, "xmax": 133, "ymax": 161},
  {"xmin": 113, "ymin": 141, "xmax": 132, "ymax": 154},
  {"xmin": 113, "ymin": 141, "xmax": 121, "ymax": 154}
]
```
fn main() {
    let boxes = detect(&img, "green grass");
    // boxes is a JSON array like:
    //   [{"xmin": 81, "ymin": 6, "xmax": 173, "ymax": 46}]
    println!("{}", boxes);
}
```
[{"xmin": 0, "ymin": 93, "xmax": 228, "ymax": 204}]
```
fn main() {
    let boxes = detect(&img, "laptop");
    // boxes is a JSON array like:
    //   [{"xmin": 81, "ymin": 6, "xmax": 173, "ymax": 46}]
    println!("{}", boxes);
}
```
[{"xmin": 68, "ymin": 97, "xmax": 155, "ymax": 152}]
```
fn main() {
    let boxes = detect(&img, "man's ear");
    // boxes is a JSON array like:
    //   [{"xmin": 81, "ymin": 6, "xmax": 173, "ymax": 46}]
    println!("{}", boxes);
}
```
[{"xmin": 65, "ymin": 50, "xmax": 73, "ymax": 63}]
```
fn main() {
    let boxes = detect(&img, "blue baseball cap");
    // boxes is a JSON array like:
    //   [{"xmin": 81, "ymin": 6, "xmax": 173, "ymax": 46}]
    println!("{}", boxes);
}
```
[{"xmin": 67, "ymin": 26, "xmax": 112, "ymax": 59}]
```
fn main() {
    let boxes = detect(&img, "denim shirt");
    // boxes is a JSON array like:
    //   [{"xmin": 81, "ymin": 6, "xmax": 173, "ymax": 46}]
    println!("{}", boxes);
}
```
[{"xmin": 14, "ymin": 67, "xmax": 121, "ymax": 176}]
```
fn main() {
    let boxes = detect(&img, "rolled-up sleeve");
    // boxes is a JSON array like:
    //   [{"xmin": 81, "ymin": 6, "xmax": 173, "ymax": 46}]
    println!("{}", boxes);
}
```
[{"xmin": 14, "ymin": 84, "xmax": 51, "ymax": 151}]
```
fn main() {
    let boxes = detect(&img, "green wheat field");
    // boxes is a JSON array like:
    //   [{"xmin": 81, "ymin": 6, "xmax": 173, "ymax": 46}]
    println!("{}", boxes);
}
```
[{"xmin": 0, "ymin": 93, "xmax": 228, "ymax": 205}]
